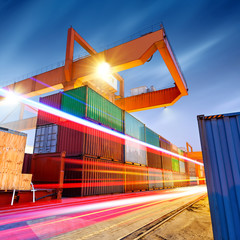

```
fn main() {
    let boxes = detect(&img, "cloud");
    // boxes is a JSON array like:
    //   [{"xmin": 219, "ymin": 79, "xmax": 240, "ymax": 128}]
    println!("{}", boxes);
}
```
[{"xmin": 179, "ymin": 35, "xmax": 223, "ymax": 69}]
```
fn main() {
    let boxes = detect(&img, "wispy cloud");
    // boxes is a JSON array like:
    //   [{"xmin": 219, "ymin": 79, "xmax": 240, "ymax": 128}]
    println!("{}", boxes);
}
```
[{"xmin": 179, "ymin": 35, "xmax": 223, "ymax": 69}]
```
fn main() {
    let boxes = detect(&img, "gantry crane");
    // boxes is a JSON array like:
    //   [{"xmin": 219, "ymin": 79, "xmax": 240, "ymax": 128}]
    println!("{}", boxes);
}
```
[{"xmin": 1, "ymin": 25, "xmax": 188, "ymax": 130}]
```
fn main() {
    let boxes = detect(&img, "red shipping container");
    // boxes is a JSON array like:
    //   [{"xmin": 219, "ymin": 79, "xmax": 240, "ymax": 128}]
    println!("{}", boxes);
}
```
[
  {"xmin": 125, "ymin": 164, "xmax": 148, "ymax": 192},
  {"xmin": 57, "ymin": 121, "xmax": 124, "ymax": 162},
  {"xmin": 37, "ymin": 93, "xmax": 62, "ymax": 126},
  {"xmin": 63, "ymin": 156, "xmax": 125, "ymax": 197},
  {"xmin": 22, "ymin": 153, "xmax": 32, "ymax": 174}
]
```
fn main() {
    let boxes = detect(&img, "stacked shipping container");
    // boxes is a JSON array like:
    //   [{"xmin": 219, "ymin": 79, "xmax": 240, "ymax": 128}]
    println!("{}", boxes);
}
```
[{"xmin": 32, "ymin": 85, "xmax": 201, "ymax": 196}]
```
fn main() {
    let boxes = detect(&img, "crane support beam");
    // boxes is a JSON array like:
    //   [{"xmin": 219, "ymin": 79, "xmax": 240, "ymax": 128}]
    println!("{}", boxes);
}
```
[
  {"xmin": 0, "ymin": 117, "xmax": 37, "ymax": 131},
  {"xmin": 3, "ymin": 67, "xmax": 65, "ymax": 98},
  {"xmin": 115, "ymin": 86, "xmax": 181, "ymax": 112},
  {"xmin": 65, "ymin": 27, "xmax": 124, "ymax": 97}
]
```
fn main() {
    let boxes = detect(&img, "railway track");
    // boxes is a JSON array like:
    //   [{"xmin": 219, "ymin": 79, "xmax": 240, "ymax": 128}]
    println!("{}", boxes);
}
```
[{"xmin": 119, "ymin": 193, "xmax": 207, "ymax": 240}]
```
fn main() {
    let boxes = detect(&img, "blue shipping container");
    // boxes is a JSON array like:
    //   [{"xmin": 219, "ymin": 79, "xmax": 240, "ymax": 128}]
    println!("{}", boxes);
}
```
[{"xmin": 198, "ymin": 112, "xmax": 240, "ymax": 240}]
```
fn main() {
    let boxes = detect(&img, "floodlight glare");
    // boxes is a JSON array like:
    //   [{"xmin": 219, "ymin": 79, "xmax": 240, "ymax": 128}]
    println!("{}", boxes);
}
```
[
  {"xmin": 2, "ymin": 91, "xmax": 19, "ymax": 105},
  {"xmin": 97, "ymin": 62, "xmax": 111, "ymax": 79}
]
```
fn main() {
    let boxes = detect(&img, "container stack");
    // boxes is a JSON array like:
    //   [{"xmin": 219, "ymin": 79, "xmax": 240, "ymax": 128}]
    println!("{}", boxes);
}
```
[
  {"xmin": 145, "ymin": 127, "xmax": 163, "ymax": 190},
  {"xmin": 159, "ymin": 137, "xmax": 173, "ymax": 188},
  {"xmin": 32, "ymin": 85, "xmax": 201, "ymax": 197},
  {"xmin": 34, "ymin": 86, "xmax": 125, "ymax": 197},
  {"xmin": 0, "ymin": 127, "xmax": 32, "ymax": 191}
]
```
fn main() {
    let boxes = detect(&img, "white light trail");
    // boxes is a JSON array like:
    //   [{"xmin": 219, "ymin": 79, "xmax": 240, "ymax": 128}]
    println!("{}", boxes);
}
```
[{"xmin": 0, "ymin": 88, "xmax": 203, "ymax": 166}]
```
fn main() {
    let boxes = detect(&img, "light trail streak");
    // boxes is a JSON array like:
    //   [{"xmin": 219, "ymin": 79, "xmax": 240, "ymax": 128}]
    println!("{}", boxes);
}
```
[
  {"xmin": 0, "ymin": 187, "xmax": 207, "ymax": 239},
  {"xmin": 0, "ymin": 87, "xmax": 203, "ymax": 166}
]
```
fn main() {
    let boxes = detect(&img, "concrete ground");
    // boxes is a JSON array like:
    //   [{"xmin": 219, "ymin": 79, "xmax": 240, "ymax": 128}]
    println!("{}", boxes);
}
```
[{"xmin": 142, "ymin": 197, "xmax": 213, "ymax": 240}]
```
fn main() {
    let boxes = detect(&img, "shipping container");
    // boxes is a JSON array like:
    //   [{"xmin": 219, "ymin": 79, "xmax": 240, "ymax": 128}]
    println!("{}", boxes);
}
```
[
  {"xmin": 22, "ymin": 154, "xmax": 32, "ymax": 174},
  {"xmin": 173, "ymin": 172, "xmax": 188, "ymax": 187},
  {"xmin": 61, "ymin": 86, "xmax": 123, "ymax": 132},
  {"xmin": 171, "ymin": 144, "xmax": 179, "ymax": 172},
  {"xmin": 159, "ymin": 136, "xmax": 172, "ymax": 170},
  {"xmin": 179, "ymin": 160, "xmax": 186, "ymax": 173},
  {"xmin": 37, "ymin": 93, "xmax": 62, "ymax": 126},
  {"xmin": 125, "ymin": 139, "xmax": 147, "ymax": 165},
  {"xmin": 146, "ymin": 128, "xmax": 162, "ymax": 169},
  {"xmin": 148, "ymin": 168, "xmax": 163, "ymax": 190},
  {"xmin": 34, "ymin": 122, "xmax": 124, "ymax": 162},
  {"xmin": 163, "ymin": 170, "xmax": 173, "ymax": 188},
  {"xmin": 124, "ymin": 112, "xmax": 145, "ymax": 141},
  {"xmin": 125, "ymin": 164, "xmax": 148, "ymax": 192},
  {"xmin": 198, "ymin": 113, "xmax": 240, "ymax": 240},
  {"xmin": 31, "ymin": 152, "xmax": 65, "ymax": 184},
  {"xmin": 34, "ymin": 124, "xmax": 58, "ymax": 154},
  {"xmin": 188, "ymin": 162, "xmax": 196, "ymax": 177},
  {"xmin": 87, "ymin": 88, "xmax": 123, "ymax": 132},
  {"xmin": 63, "ymin": 156, "xmax": 125, "ymax": 197},
  {"xmin": 178, "ymin": 148, "xmax": 186, "ymax": 173}
]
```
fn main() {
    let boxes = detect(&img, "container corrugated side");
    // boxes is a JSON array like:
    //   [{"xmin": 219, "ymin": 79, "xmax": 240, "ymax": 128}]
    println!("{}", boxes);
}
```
[
  {"xmin": 82, "ymin": 157, "xmax": 124, "ymax": 196},
  {"xmin": 159, "ymin": 136, "xmax": 172, "ymax": 170},
  {"xmin": 63, "ymin": 156, "xmax": 124, "ymax": 197},
  {"xmin": 124, "ymin": 112, "xmax": 145, "ymax": 141},
  {"xmin": 148, "ymin": 168, "xmax": 163, "ymax": 190},
  {"xmin": 173, "ymin": 172, "xmax": 185, "ymax": 187},
  {"xmin": 145, "ymin": 127, "xmax": 160, "ymax": 147},
  {"xmin": 31, "ymin": 153, "xmax": 63, "ymax": 184},
  {"xmin": 188, "ymin": 162, "xmax": 196, "ymax": 177},
  {"xmin": 37, "ymin": 93, "xmax": 62, "ymax": 126},
  {"xmin": 57, "ymin": 122, "xmax": 124, "ymax": 161},
  {"xmin": 171, "ymin": 144, "xmax": 179, "ymax": 172},
  {"xmin": 163, "ymin": 170, "xmax": 173, "ymax": 188},
  {"xmin": 178, "ymin": 149, "xmax": 186, "ymax": 173},
  {"xmin": 85, "ymin": 127, "xmax": 124, "ymax": 162},
  {"xmin": 57, "ymin": 122, "xmax": 85, "ymax": 155},
  {"xmin": 87, "ymin": 88, "xmax": 123, "ymax": 132},
  {"xmin": 125, "ymin": 165, "xmax": 148, "ymax": 192},
  {"xmin": 198, "ymin": 113, "xmax": 240, "ymax": 240},
  {"xmin": 22, "ymin": 154, "xmax": 32, "ymax": 174},
  {"xmin": 63, "ymin": 156, "xmax": 83, "ymax": 197},
  {"xmin": 61, "ymin": 86, "xmax": 123, "ymax": 132},
  {"xmin": 125, "ymin": 139, "xmax": 147, "ymax": 165},
  {"xmin": 179, "ymin": 160, "xmax": 186, "ymax": 173},
  {"xmin": 145, "ymin": 127, "xmax": 162, "ymax": 169},
  {"xmin": 61, "ymin": 86, "xmax": 87, "ymax": 118}
]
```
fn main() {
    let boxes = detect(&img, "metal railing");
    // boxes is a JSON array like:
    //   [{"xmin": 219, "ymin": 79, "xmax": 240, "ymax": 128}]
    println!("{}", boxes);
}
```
[{"xmin": 1, "ymin": 23, "xmax": 166, "ymax": 87}]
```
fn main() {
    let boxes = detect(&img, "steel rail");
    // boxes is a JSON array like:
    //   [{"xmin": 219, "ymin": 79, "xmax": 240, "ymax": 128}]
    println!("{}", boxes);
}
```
[{"xmin": 119, "ymin": 193, "xmax": 207, "ymax": 240}]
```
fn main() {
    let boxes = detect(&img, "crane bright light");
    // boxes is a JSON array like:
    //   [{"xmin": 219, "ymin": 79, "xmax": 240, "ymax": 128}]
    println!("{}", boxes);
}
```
[{"xmin": 97, "ymin": 62, "xmax": 111, "ymax": 80}]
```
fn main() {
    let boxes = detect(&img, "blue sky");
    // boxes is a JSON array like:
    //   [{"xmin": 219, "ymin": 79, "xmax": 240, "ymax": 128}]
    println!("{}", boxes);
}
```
[{"xmin": 0, "ymin": 0, "xmax": 240, "ymax": 150}]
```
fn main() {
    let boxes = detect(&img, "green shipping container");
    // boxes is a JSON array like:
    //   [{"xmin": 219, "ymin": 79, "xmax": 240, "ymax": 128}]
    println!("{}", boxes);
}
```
[
  {"xmin": 61, "ymin": 86, "xmax": 123, "ymax": 132},
  {"xmin": 124, "ymin": 112, "xmax": 145, "ymax": 141},
  {"xmin": 145, "ymin": 127, "xmax": 160, "ymax": 147},
  {"xmin": 172, "ymin": 158, "xmax": 180, "ymax": 172}
]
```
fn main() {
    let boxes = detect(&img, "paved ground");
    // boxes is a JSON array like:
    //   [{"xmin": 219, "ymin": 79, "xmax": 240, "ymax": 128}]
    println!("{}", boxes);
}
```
[
  {"xmin": 0, "ymin": 186, "xmax": 208, "ymax": 240},
  {"xmin": 142, "ymin": 197, "xmax": 213, "ymax": 240},
  {"xmin": 51, "ymin": 187, "xmax": 207, "ymax": 240}
]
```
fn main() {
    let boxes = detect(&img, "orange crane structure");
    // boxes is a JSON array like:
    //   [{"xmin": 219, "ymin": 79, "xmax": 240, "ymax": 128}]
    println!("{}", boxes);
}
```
[{"xmin": 1, "ymin": 25, "xmax": 188, "ymax": 130}]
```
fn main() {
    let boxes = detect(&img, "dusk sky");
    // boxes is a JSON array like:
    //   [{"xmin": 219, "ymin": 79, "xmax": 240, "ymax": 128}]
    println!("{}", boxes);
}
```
[{"xmin": 0, "ymin": 0, "xmax": 240, "ymax": 151}]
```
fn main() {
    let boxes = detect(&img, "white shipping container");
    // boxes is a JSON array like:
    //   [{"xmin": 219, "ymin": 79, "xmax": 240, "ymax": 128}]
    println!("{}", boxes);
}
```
[
  {"xmin": 125, "ymin": 139, "xmax": 147, "ymax": 165},
  {"xmin": 130, "ymin": 86, "xmax": 148, "ymax": 96},
  {"xmin": 179, "ymin": 160, "xmax": 186, "ymax": 173}
]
